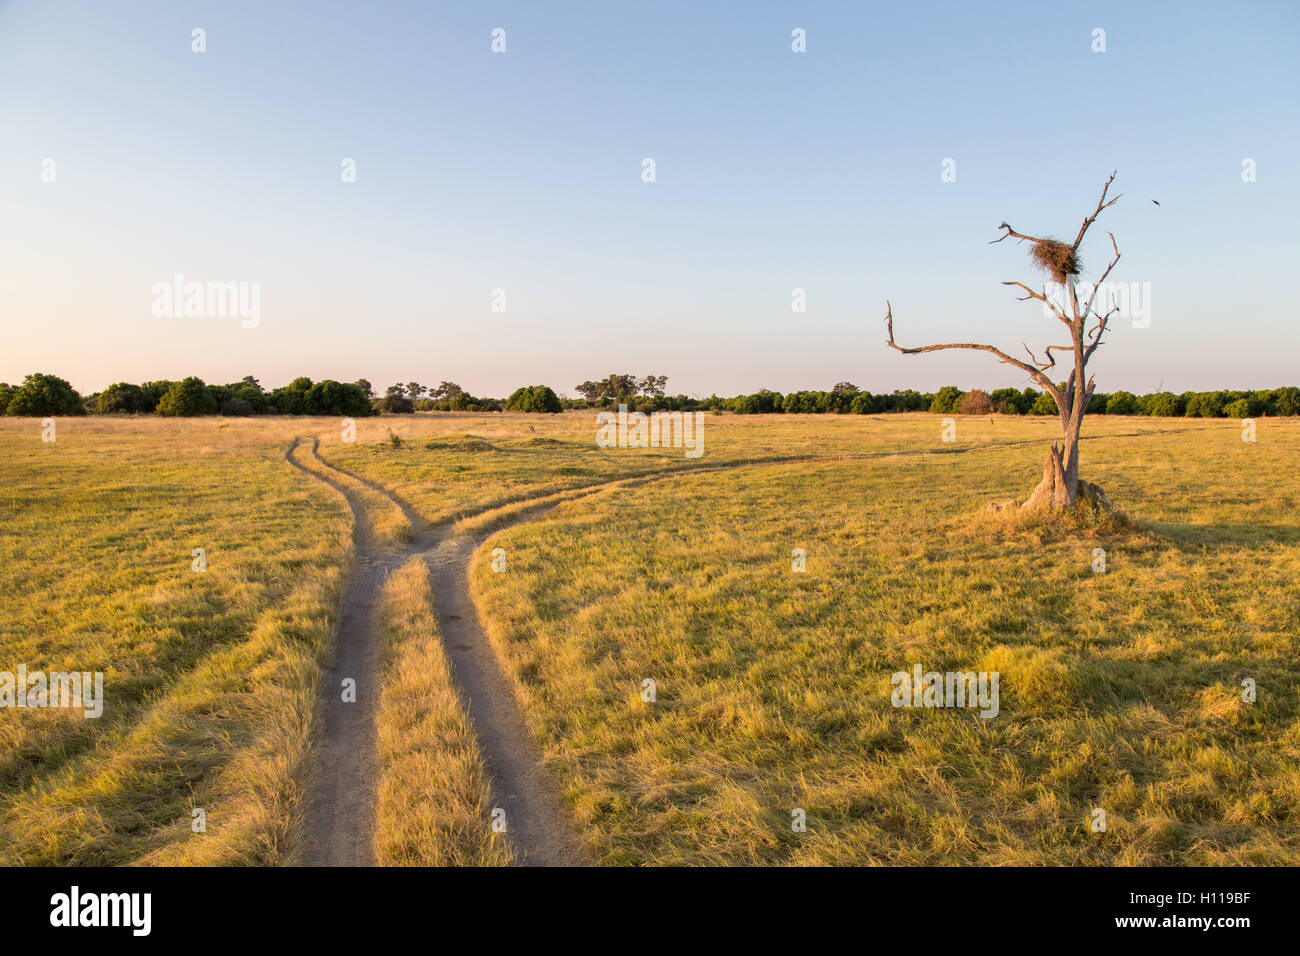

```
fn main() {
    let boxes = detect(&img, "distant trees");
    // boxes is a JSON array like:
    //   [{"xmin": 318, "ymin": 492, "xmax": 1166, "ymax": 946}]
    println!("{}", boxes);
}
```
[
  {"xmin": 140, "ymin": 381, "xmax": 172, "ymax": 413},
  {"xmin": 639, "ymin": 375, "xmax": 669, "ymax": 397},
  {"xmin": 957, "ymin": 389, "xmax": 994, "ymax": 415},
  {"xmin": 929, "ymin": 386, "xmax": 964, "ymax": 415},
  {"xmin": 157, "ymin": 377, "xmax": 219, "ymax": 417},
  {"xmin": 377, "ymin": 392, "xmax": 414, "ymax": 414},
  {"xmin": 1031, "ymin": 390, "xmax": 1061, "ymax": 415},
  {"xmin": 990, "ymin": 387, "xmax": 1036, "ymax": 415},
  {"xmin": 505, "ymin": 385, "xmax": 562, "ymax": 413},
  {"xmin": 96, "ymin": 383, "xmax": 146, "ymax": 414},
  {"xmin": 2, "ymin": 373, "xmax": 84, "ymax": 416},
  {"xmin": 1143, "ymin": 392, "xmax": 1182, "ymax": 417},
  {"xmin": 5, "ymin": 370, "xmax": 1299, "ymax": 422},
  {"xmin": 1101, "ymin": 390, "xmax": 1138, "ymax": 415},
  {"xmin": 574, "ymin": 373, "xmax": 668, "ymax": 403},
  {"xmin": 721, "ymin": 384, "xmax": 1300, "ymax": 419}
]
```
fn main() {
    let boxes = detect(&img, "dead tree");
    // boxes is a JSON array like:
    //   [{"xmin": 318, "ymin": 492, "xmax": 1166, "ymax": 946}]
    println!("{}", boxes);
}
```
[{"xmin": 885, "ymin": 172, "xmax": 1123, "ymax": 511}]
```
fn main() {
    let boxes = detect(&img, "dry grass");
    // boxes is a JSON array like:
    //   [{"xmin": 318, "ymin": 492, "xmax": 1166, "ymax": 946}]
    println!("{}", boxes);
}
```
[
  {"xmin": 0, "ymin": 417, "xmax": 351, "ymax": 864},
  {"xmin": 287, "ymin": 438, "xmax": 412, "ymax": 548},
  {"xmin": 373, "ymin": 558, "xmax": 513, "ymax": 866},
  {"xmin": 469, "ymin": 415, "xmax": 1300, "ymax": 865},
  {"xmin": 5, "ymin": 411, "xmax": 1297, "ymax": 866}
]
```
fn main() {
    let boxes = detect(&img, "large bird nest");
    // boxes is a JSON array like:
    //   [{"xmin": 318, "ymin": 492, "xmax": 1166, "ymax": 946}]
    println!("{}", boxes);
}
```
[{"xmin": 1028, "ymin": 239, "xmax": 1080, "ymax": 283}]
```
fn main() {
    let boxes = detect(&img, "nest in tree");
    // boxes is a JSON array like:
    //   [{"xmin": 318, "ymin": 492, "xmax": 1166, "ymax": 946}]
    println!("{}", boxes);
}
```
[{"xmin": 1028, "ymin": 239, "xmax": 1080, "ymax": 283}]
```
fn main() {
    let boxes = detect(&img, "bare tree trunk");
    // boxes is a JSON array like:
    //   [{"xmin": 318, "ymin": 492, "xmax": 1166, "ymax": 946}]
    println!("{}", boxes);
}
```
[
  {"xmin": 1021, "ymin": 280, "xmax": 1089, "ymax": 512},
  {"xmin": 1022, "ymin": 419, "xmax": 1081, "ymax": 512}
]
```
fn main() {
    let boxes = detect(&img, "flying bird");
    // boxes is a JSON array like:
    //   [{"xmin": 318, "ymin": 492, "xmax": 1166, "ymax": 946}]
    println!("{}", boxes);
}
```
[{"xmin": 1151, "ymin": 200, "xmax": 1160, "ymax": 205}]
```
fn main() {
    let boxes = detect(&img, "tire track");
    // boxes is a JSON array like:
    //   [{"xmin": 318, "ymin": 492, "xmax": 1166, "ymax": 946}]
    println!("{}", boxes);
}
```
[
  {"xmin": 287, "ymin": 438, "xmax": 605, "ymax": 866},
  {"xmin": 286, "ymin": 438, "xmax": 425, "ymax": 866}
]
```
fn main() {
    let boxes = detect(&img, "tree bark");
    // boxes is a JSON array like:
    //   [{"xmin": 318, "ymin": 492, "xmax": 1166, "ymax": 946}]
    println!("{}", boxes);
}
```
[
  {"xmin": 1021, "ymin": 427, "xmax": 1080, "ymax": 512},
  {"xmin": 1020, "ymin": 280, "xmax": 1089, "ymax": 512}
]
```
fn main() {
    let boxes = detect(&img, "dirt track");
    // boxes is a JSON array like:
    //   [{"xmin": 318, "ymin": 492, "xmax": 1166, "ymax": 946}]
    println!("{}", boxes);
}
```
[{"xmin": 285, "ymin": 437, "xmax": 590, "ymax": 866}]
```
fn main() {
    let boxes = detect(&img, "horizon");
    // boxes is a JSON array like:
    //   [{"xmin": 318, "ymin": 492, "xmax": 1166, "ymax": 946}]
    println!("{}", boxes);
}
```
[{"xmin": 7, "ymin": 368, "xmax": 1300, "ymax": 404}]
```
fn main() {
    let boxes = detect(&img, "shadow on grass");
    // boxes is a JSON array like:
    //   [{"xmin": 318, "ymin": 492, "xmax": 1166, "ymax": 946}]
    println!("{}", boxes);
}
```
[{"xmin": 1139, "ymin": 520, "xmax": 1300, "ymax": 550}]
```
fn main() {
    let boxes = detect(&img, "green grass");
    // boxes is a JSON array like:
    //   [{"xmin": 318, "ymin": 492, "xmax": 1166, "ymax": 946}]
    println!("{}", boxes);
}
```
[
  {"xmin": 0, "ymin": 418, "xmax": 350, "ymax": 864},
  {"xmin": 4, "ymin": 411, "xmax": 1297, "ymax": 865},
  {"xmin": 469, "ymin": 414, "xmax": 1300, "ymax": 864}
]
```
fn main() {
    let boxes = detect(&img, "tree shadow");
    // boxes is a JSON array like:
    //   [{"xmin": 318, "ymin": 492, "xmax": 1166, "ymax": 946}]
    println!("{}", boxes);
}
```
[{"xmin": 1139, "ymin": 519, "xmax": 1300, "ymax": 550}]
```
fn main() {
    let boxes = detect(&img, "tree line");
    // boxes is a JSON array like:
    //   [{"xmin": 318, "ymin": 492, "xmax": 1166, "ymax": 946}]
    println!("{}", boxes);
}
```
[
  {"xmin": 2, "ymin": 371, "xmax": 1296, "ymax": 419},
  {"xmin": 0, "ymin": 373, "xmax": 568, "ymax": 417},
  {"xmin": 723, "ymin": 384, "xmax": 1300, "ymax": 418}
]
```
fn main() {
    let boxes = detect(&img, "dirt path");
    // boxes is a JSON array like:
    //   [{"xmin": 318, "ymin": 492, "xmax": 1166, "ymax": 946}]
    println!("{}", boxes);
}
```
[
  {"xmin": 422, "ymin": 522, "xmax": 589, "ymax": 866},
  {"xmin": 286, "ymin": 438, "xmax": 426, "ymax": 865},
  {"xmin": 286, "ymin": 438, "xmax": 602, "ymax": 866}
]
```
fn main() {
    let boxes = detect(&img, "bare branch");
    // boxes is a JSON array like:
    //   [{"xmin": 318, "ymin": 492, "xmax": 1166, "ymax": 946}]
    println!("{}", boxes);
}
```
[
  {"xmin": 1083, "ymin": 303, "xmax": 1119, "ymax": 365},
  {"xmin": 1080, "ymin": 231, "xmax": 1122, "ymax": 320},
  {"xmin": 1072, "ymin": 171, "xmax": 1121, "ymax": 251},
  {"xmin": 1020, "ymin": 342, "xmax": 1074, "ymax": 371},
  {"xmin": 990, "ymin": 222, "xmax": 1051, "ymax": 246},
  {"xmin": 1002, "ymin": 280, "xmax": 1072, "ymax": 327},
  {"xmin": 886, "ymin": 301, "xmax": 1062, "ymax": 398},
  {"xmin": 1044, "ymin": 344, "xmax": 1073, "ymax": 368}
]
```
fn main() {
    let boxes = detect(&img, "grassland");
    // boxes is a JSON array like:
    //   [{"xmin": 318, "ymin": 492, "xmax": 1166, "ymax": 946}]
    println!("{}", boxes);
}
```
[
  {"xmin": 0, "ymin": 417, "xmax": 353, "ymax": 864},
  {"xmin": 3, "ymin": 411, "xmax": 1296, "ymax": 865},
  {"xmin": 466, "ymin": 414, "xmax": 1300, "ymax": 864}
]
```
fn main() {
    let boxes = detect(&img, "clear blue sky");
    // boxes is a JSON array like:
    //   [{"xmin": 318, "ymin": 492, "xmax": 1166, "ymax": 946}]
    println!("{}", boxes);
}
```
[{"xmin": 1, "ymin": 0, "xmax": 1296, "ymax": 397}]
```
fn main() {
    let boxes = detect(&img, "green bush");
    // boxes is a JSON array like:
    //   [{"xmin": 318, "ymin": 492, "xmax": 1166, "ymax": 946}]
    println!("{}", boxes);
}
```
[
  {"xmin": 5, "ymin": 373, "xmax": 84, "ymax": 417},
  {"xmin": 138, "ymin": 381, "xmax": 173, "ymax": 414},
  {"xmin": 156, "ymin": 377, "xmax": 218, "ymax": 417},
  {"xmin": 1103, "ymin": 390, "xmax": 1138, "ymax": 415},
  {"xmin": 96, "ymin": 383, "xmax": 146, "ymax": 414},
  {"xmin": 306, "ymin": 380, "xmax": 372, "ymax": 416},
  {"xmin": 990, "ymin": 387, "xmax": 1030, "ymax": 415},
  {"xmin": 1032, "ymin": 391, "xmax": 1060, "ymax": 415},
  {"xmin": 219, "ymin": 397, "xmax": 255, "ymax": 416},
  {"xmin": 1265, "ymin": 387, "xmax": 1300, "ymax": 416},
  {"xmin": 1142, "ymin": 392, "xmax": 1183, "ymax": 417},
  {"xmin": 505, "ymin": 385, "xmax": 562, "ymax": 413},
  {"xmin": 1185, "ymin": 391, "xmax": 1226, "ymax": 418},
  {"xmin": 928, "ymin": 386, "xmax": 964, "ymax": 415},
  {"xmin": 849, "ymin": 392, "xmax": 886, "ymax": 414},
  {"xmin": 1223, "ymin": 399, "xmax": 1252, "ymax": 419}
]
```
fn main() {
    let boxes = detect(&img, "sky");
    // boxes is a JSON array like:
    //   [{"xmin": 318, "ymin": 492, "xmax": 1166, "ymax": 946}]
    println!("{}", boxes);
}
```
[{"xmin": 1, "ymin": 0, "xmax": 1297, "ymax": 398}]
